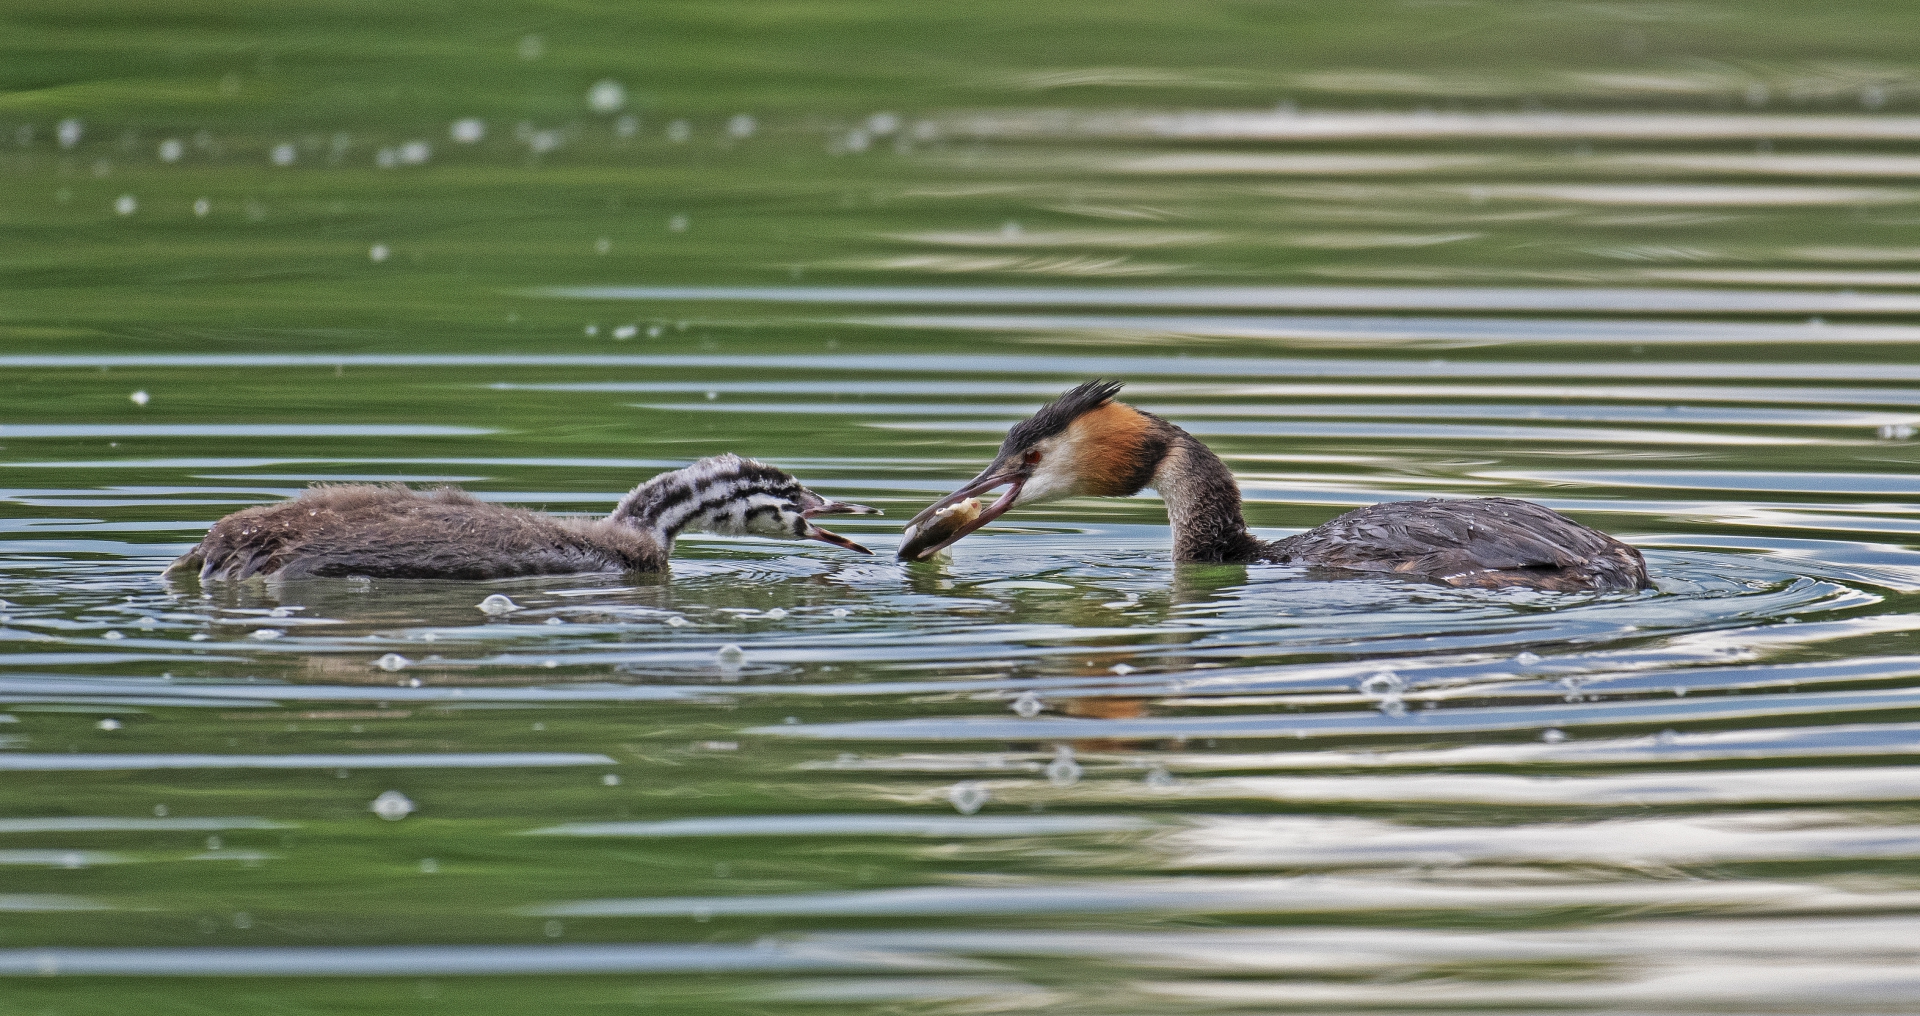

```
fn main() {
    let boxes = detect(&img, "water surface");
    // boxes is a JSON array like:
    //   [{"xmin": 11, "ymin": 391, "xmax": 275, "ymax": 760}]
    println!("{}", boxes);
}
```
[{"xmin": 6, "ymin": 2, "xmax": 1920, "ymax": 1012}]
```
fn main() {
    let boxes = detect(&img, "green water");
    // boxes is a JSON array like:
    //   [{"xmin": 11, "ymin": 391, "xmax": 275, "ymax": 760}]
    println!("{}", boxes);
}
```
[{"xmin": 8, "ymin": 2, "xmax": 1920, "ymax": 1012}]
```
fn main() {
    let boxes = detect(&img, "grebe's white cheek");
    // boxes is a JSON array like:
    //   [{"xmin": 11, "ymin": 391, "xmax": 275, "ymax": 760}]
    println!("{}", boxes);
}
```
[{"xmin": 1017, "ymin": 457, "xmax": 1081, "ymax": 505}]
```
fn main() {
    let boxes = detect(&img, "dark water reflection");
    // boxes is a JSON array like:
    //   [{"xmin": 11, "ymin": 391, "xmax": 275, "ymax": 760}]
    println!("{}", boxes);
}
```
[{"xmin": 7, "ymin": 0, "xmax": 1920, "ymax": 1010}]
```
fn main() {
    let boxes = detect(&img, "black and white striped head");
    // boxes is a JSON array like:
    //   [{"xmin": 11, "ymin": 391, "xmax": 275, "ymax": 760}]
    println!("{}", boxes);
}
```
[{"xmin": 612, "ymin": 454, "xmax": 879, "ymax": 554}]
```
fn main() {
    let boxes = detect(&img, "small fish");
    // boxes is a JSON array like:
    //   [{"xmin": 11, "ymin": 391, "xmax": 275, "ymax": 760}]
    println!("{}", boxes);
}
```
[{"xmin": 898, "ymin": 496, "xmax": 981, "ymax": 561}]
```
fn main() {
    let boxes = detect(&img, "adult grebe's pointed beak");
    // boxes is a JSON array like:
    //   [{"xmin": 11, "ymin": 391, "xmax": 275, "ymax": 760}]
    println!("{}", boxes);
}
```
[{"xmin": 898, "ymin": 458, "xmax": 1027, "ymax": 562}]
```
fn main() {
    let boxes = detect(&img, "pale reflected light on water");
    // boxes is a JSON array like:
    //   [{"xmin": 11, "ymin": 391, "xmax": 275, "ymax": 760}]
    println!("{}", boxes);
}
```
[{"xmin": 6, "ymin": 0, "xmax": 1920, "ymax": 1010}]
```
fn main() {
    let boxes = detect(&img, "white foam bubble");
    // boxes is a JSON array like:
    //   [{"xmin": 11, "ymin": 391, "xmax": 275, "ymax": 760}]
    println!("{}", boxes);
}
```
[
  {"xmin": 588, "ymin": 80, "xmax": 626, "ymax": 113},
  {"xmin": 158, "ymin": 139, "xmax": 182, "ymax": 163},
  {"xmin": 947, "ymin": 781, "xmax": 989, "ymax": 815},
  {"xmin": 271, "ymin": 144, "xmax": 295, "ymax": 166},
  {"xmin": 369, "ymin": 790, "xmax": 414, "ymax": 821},
  {"xmin": 113, "ymin": 194, "xmax": 136, "ymax": 216},
  {"xmin": 477, "ymin": 594, "xmax": 520, "ymax": 615},
  {"xmin": 450, "ymin": 119, "xmax": 485, "ymax": 144}
]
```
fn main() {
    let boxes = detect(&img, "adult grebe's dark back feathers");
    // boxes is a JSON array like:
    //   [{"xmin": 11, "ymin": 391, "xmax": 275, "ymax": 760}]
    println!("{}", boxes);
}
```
[{"xmin": 1263, "ymin": 497, "xmax": 1649, "ymax": 592}]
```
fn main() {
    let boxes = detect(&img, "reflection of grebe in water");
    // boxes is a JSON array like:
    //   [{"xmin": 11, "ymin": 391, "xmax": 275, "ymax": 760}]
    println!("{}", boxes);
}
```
[
  {"xmin": 900, "ymin": 381, "xmax": 1650, "ymax": 593},
  {"xmin": 166, "ymin": 454, "xmax": 878, "ymax": 582}
]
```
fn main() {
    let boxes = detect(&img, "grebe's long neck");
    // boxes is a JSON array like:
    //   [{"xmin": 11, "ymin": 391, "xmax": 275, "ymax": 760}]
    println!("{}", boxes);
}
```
[{"xmin": 1150, "ymin": 425, "xmax": 1267, "ymax": 564}]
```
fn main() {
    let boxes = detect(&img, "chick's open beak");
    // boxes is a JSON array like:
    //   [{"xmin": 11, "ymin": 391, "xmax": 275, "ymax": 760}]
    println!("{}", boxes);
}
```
[
  {"xmin": 801, "ymin": 495, "xmax": 880, "ymax": 555},
  {"xmin": 897, "ymin": 458, "xmax": 1028, "ymax": 562}
]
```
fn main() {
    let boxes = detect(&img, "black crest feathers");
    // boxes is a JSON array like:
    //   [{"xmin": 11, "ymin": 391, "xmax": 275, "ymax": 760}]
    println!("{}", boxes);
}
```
[{"xmin": 1001, "ymin": 380, "xmax": 1125, "ymax": 454}]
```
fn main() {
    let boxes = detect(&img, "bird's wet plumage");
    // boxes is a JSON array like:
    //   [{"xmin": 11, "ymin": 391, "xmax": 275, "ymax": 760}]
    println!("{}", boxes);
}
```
[
  {"xmin": 901, "ymin": 381, "xmax": 1651, "ymax": 592},
  {"xmin": 166, "ymin": 454, "xmax": 877, "ymax": 582}
]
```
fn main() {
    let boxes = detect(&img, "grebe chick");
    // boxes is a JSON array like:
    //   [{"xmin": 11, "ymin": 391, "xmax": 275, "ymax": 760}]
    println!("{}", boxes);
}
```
[
  {"xmin": 166, "ymin": 454, "xmax": 878, "ymax": 582},
  {"xmin": 899, "ymin": 381, "xmax": 1649, "ymax": 592}
]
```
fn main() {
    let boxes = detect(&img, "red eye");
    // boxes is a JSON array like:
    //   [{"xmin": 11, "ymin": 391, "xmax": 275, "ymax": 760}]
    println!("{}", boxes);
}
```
[{"xmin": 1024, "ymin": 450, "xmax": 1042, "ymax": 465}]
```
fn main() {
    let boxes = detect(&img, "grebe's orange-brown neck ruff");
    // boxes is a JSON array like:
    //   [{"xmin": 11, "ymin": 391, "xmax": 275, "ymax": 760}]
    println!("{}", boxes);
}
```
[{"xmin": 899, "ymin": 381, "xmax": 1649, "ymax": 593}]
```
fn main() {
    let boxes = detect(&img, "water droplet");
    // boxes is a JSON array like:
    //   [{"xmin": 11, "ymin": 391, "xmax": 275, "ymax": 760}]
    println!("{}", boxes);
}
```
[
  {"xmin": 763, "ymin": 608, "xmax": 787, "ymax": 620},
  {"xmin": 542, "ymin": 659, "xmax": 558, "ymax": 669},
  {"xmin": 594, "ymin": 237, "xmax": 612, "ymax": 255},
  {"xmin": 270, "ymin": 143, "xmax": 295, "ymax": 166},
  {"xmin": 1359, "ymin": 671, "xmax": 1404, "ymax": 698},
  {"xmin": 517, "ymin": 34, "xmax": 544, "ymax": 60},
  {"xmin": 205, "ymin": 835, "xmax": 221, "ymax": 850},
  {"xmin": 716, "ymin": 644, "xmax": 745, "ymax": 670},
  {"xmin": 666, "ymin": 616, "xmax": 688, "ymax": 627},
  {"xmin": 612, "ymin": 324, "xmax": 637, "ymax": 340},
  {"xmin": 947, "ymin": 781, "xmax": 989, "ymax": 815},
  {"xmin": 419, "ymin": 857, "xmax": 439, "ymax": 873},
  {"xmin": 727, "ymin": 114, "xmax": 757, "ymax": 139},
  {"xmin": 57, "ymin": 119, "xmax": 82, "ymax": 149},
  {"xmin": 587, "ymin": 79, "xmax": 626, "ymax": 113},
  {"xmin": 102, "ymin": 630, "xmax": 123, "ymax": 640},
  {"xmin": 95, "ymin": 718, "xmax": 122, "ymax": 731},
  {"xmin": 268, "ymin": 606, "xmax": 293, "ymax": 618},
  {"xmin": 601, "ymin": 773, "xmax": 620, "ymax": 786},
  {"xmin": 614, "ymin": 115, "xmax": 638, "ymax": 138},
  {"xmin": 1515, "ymin": 651, "xmax": 1540, "ymax": 665},
  {"xmin": 1108, "ymin": 662, "xmax": 1136, "ymax": 675},
  {"xmin": 830, "ymin": 608, "xmax": 849, "ymax": 618},
  {"xmin": 369, "ymin": 244, "xmax": 390, "ymax": 263},
  {"xmin": 193, "ymin": 198, "xmax": 210, "ymax": 217},
  {"xmin": 158, "ymin": 139, "xmax": 182, "ymax": 163},
  {"xmin": 1045, "ymin": 746, "xmax": 1082, "ymax": 787},
  {"xmin": 477, "ymin": 594, "xmax": 520, "ymax": 615},
  {"xmin": 189, "ymin": 632, "xmax": 210, "ymax": 641},
  {"xmin": 374, "ymin": 653, "xmax": 410, "ymax": 672},
  {"xmin": 231, "ymin": 912, "xmax": 252, "ymax": 930},
  {"xmin": 370, "ymin": 790, "xmax": 415, "ymax": 821},
  {"xmin": 583, "ymin": 323, "xmax": 600, "ymax": 337},
  {"xmin": 398, "ymin": 141, "xmax": 430, "ymax": 165},
  {"xmin": 1145, "ymin": 766, "xmax": 1176, "ymax": 788},
  {"xmin": 153, "ymin": 804, "xmax": 168, "ymax": 817},
  {"xmin": 866, "ymin": 112, "xmax": 900, "ymax": 135},
  {"xmin": 543, "ymin": 616, "xmax": 564, "ymax": 626},
  {"xmin": 1011, "ymin": 692, "xmax": 1043, "ymax": 718},
  {"xmin": 249, "ymin": 628, "xmax": 283, "ymax": 640},
  {"xmin": 1541, "ymin": 728, "xmax": 1568, "ymax": 743},
  {"xmin": 1878, "ymin": 424, "xmax": 1915, "ymax": 440},
  {"xmin": 113, "ymin": 194, "xmax": 137, "ymax": 216},
  {"xmin": 1655, "ymin": 729, "xmax": 1679, "ymax": 746},
  {"xmin": 1377, "ymin": 697, "xmax": 1407, "ymax": 718},
  {"xmin": 665, "ymin": 120, "xmax": 690, "ymax": 143},
  {"xmin": 668, "ymin": 214, "xmax": 689, "ymax": 232},
  {"xmin": 543, "ymin": 919, "xmax": 563, "ymax": 937},
  {"xmin": 450, "ymin": 119, "xmax": 485, "ymax": 144}
]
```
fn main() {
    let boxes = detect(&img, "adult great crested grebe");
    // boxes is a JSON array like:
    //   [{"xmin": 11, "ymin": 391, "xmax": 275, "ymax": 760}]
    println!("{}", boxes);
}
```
[
  {"xmin": 899, "ymin": 381, "xmax": 1650, "ymax": 592},
  {"xmin": 166, "ymin": 454, "xmax": 878, "ymax": 582}
]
